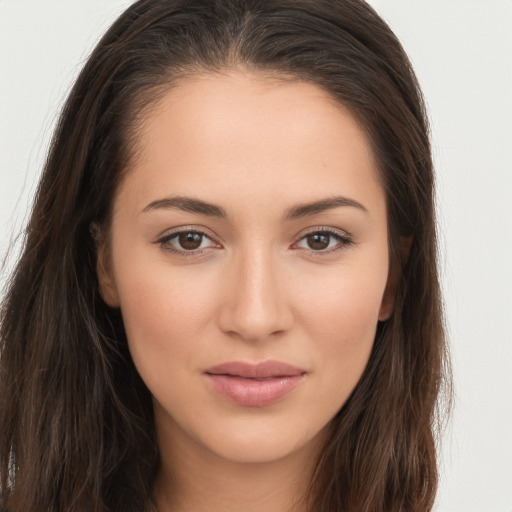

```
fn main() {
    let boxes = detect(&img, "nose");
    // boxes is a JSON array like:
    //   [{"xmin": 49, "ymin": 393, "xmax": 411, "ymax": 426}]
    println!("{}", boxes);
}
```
[{"xmin": 217, "ymin": 246, "xmax": 293, "ymax": 343}]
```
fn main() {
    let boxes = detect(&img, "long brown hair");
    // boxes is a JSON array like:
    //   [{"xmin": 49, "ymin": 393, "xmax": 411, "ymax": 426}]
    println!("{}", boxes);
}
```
[{"xmin": 0, "ymin": 1, "xmax": 451, "ymax": 511}]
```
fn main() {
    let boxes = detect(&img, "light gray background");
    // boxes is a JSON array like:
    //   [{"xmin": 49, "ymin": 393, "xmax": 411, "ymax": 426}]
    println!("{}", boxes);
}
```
[{"xmin": 1, "ymin": 2, "xmax": 511, "ymax": 511}]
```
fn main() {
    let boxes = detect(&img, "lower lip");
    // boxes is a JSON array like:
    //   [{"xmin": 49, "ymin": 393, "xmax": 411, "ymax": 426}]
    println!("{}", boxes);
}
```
[{"xmin": 205, "ymin": 374, "xmax": 305, "ymax": 407}]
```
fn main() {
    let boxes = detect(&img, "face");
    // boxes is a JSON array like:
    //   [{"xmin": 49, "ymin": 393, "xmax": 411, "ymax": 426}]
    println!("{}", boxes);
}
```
[{"xmin": 98, "ymin": 70, "xmax": 395, "ymax": 466}]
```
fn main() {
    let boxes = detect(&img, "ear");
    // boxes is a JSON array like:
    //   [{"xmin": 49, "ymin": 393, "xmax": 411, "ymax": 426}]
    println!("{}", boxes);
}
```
[
  {"xmin": 91, "ymin": 223, "xmax": 120, "ymax": 308},
  {"xmin": 378, "ymin": 236, "xmax": 412, "ymax": 321}
]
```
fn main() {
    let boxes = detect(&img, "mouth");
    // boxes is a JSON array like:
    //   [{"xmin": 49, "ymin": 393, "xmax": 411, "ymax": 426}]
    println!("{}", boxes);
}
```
[{"xmin": 204, "ymin": 360, "xmax": 307, "ymax": 407}]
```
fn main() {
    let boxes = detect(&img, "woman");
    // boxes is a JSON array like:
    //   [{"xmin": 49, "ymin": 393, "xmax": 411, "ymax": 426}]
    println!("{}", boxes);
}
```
[{"xmin": 0, "ymin": 1, "xmax": 450, "ymax": 511}]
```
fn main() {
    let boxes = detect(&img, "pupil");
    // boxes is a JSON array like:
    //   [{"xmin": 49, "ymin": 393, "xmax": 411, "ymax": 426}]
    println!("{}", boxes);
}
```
[
  {"xmin": 307, "ymin": 233, "xmax": 330, "ymax": 250},
  {"xmin": 179, "ymin": 232, "xmax": 202, "ymax": 250}
]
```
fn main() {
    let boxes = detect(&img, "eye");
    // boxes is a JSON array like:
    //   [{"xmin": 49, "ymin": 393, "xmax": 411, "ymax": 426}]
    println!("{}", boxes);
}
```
[
  {"xmin": 156, "ymin": 229, "xmax": 219, "ymax": 256},
  {"xmin": 294, "ymin": 229, "xmax": 353, "ymax": 254}
]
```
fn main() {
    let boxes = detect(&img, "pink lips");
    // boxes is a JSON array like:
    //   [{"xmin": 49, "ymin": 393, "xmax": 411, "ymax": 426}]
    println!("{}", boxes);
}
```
[{"xmin": 204, "ymin": 361, "xmax": 306, "ymax": 407}]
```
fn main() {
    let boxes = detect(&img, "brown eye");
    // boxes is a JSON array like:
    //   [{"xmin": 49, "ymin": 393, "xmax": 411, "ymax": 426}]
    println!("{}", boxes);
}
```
[
  {"xmin": 177, "ymin": 232, "xmax": 204, "ymax": 250},
  {"xmin": 306, "ymin": 233, "xmax": 331, "ymax": 250},
  {"xmin": 156, "ymin": 230, "xmax": 216, "ymax": 255},
  {"xmin": 295, "ymin": 229, "xmax": 353, "ymax": 254}
]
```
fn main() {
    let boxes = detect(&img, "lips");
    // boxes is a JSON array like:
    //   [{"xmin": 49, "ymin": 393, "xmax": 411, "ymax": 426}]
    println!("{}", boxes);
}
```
[{"xmin": 204, "ymin": 360, "xmax": 306, "ymax": 407}]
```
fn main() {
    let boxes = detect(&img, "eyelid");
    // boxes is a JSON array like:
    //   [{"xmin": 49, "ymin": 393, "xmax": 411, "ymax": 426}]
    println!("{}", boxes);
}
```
[
  {"xmin": 155, "ymin": 224, "xmax": 217, "ymax": 240},
  {"xmin": 154, "ymin": 226, "xmax": 221, "ymax": 257},
  {"xmin": 294, "ymin": 225, "xmax": 353, "ymax": 242},
  {"xmin": 292, "ymin": 226, "xmax": 354, "ymax": 255}
]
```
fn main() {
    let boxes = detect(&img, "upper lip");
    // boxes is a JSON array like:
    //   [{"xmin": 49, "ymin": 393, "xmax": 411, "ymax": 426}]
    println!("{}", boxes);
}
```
[{"xmin": 205, "ymin": 360, "xmax": 306, "ymax": 379}]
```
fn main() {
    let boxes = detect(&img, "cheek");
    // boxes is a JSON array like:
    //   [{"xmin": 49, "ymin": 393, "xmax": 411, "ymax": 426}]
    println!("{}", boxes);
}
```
[
  {"xmin": 297, "ymin": 261, "xmax": 387, "ymax": 341},
  {"xmin": 293, "ymin": 259, "xmax": 388, "ymax": 398},
  {"xmin": 111, "ymin": 250, "xmax": 221, "ymax": 379}
]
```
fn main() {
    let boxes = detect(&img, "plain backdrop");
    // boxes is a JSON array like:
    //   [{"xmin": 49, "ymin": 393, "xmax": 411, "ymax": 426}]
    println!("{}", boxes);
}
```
[{"xmin": 1, "ymin": 2, "xmax": 511, "ymax": 511}]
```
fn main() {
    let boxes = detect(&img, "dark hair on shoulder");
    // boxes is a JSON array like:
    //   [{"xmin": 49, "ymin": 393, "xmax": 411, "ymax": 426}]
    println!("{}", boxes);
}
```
[{"xmin": 0, "ymin": 1, "xmax": 451, "ymax": 511}]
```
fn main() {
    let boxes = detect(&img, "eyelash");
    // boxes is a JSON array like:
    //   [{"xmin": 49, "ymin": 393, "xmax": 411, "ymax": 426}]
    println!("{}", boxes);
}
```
[{"xmin": 155, "ymin": 226, "xmax": 354, "ymax": 258}]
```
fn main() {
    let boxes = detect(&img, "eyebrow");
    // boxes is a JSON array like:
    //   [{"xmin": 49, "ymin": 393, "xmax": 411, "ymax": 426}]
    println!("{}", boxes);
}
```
[
  {"xmin": 284, "ymin": 196, "xmax": 368, "ymax": 220},
  {"xmin": 142, "ymin": 196, "xmax": 227, "ymax": 217},
  {"xmin": 142, "ymin": 195, "xmax": 368, "ymax": 219}
]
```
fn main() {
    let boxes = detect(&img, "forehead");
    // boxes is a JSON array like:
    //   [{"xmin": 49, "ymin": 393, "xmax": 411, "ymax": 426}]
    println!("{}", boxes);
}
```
[{"xmin": 116, "ymin": 69, "xmax": 384, "ymax": 219}]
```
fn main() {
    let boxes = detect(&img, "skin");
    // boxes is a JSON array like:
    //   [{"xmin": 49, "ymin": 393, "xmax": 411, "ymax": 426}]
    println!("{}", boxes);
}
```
[{"xmin": 97, "ymin": 69, "xmax": 396, "ymax": 512}]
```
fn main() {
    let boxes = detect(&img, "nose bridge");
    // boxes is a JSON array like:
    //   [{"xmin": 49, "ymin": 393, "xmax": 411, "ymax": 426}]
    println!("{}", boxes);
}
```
[{"xmin": 218, "ymin": 243, "xmax": 291, "ymax": 342}]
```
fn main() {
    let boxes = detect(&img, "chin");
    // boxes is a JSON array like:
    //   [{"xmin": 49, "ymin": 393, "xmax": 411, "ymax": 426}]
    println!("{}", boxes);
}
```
[{"xmin": 195, "ymin": 414, "xmax": 330, "ymax": 466}]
